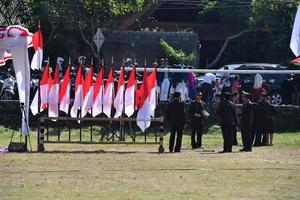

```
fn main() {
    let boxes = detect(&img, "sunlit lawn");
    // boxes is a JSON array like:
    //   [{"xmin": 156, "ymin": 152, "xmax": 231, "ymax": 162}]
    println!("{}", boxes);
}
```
[{"xmin": 0, "ymin": 125, "xmax": 300, "ymax": 200}]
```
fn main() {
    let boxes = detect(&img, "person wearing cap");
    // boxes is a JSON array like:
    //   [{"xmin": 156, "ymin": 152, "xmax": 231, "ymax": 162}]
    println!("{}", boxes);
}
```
[
  {"xmin": 166, "ymin": 92, "xmax": 186, "ymax": 153},
  {"xmin": 216, "ymin": 92, "xmax": 236, "ymax": 153},
  {"xmin": 240, "ymin": 91, "xmax": 254, "ymax": 151},
  {"xmin": 189, "ymin": 91, "xmax": 206, "ymax": 149},
  {"xmin": 231, "ymin": 91, "xmax": 239, "ymax": 146},
  {"xmin": 254, "ymin": 92, "xmax": 274, "ymax": 146}
]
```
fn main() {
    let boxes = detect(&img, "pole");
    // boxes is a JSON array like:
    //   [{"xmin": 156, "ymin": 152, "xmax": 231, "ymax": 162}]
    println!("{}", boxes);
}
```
[{"xmin": 124, "ymin": 67, "xmax": 300, "ymax": 74}]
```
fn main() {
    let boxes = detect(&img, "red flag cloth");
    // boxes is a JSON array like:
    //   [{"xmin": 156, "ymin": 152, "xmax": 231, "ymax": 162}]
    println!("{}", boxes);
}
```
[
  {"xmin": 30, "ymin": 64, "xmax": 49, "ymax": 115},
  {"xmin": 49, "ymin": 64, "xmax": 60, "ymax": 118},
  {"xmin": 114, "ymin": 65, "xmax": 125, "ymax": 118},
  {"xmin": 32, "ymin": 28, "xmax": 43, "ymax": 50},
  {"xmin": 147, "ymin": 67, "xmax": 157, "ymax": 117},
  {"xmin": 136, "ymin": 68, "xmax": 151, "ymax": 132},
  {"xmin": 70, "ymin": 66, "xmax": 83, "ymax": 118},
  {"xmin": 82, "ymin": 66, "xmax": 94, "ymax": 117},
  {"xmin": 30, "ymin": 28, "xmax": 43, "ymax": 70},
  {"xmin": 59, "ymin": 64, "xmax": 70, "ymax": 114},
  {"xmin": 103, "ymin": 68, "xmax": 114, "ymax": 117},
  {"xmin": 125, "ymin": 66, "xmax": 136, "ymax": 117},
  {"xmin": 291, "ymin": 57, "xmax": 300, "ymax": 63},
  {"xmin": 92, "ymin": 67, "xmax": 104, "ymax": 117}
]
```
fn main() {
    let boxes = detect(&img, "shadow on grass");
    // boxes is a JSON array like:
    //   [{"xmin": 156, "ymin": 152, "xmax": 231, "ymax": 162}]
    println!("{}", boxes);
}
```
[{"xmin": 34, "ymin": 149, "xmax": 138, "ymax": 154}]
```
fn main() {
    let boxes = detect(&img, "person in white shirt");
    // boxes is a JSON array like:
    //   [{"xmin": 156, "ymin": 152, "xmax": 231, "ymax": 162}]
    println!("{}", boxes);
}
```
[{"xmin": 201, "ymin": 73, "xmax": 216, "ymax": 104}]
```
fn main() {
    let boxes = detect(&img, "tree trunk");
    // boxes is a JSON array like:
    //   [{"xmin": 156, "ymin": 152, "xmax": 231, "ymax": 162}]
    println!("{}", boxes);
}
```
[{"xmin": 207, "ymin": 28, "xmax": 265, "ymax": 69}]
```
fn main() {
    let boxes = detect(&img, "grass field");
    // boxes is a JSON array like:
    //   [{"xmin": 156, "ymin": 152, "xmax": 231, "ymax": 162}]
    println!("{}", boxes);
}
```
[{"xmin": 1, "ymin": 125, "xmax": 300, "ymax": 200}]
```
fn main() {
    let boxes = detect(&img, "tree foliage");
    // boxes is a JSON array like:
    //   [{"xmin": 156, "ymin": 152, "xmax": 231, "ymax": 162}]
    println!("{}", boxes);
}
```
[{"xmin": 160, "ymin": 39, "xmax": 195, "ymax": 64}]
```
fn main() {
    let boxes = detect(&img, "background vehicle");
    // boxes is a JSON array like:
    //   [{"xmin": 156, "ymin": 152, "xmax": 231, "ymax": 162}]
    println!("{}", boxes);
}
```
[{"xmin": 220, "ymin": 63, "xmax": 294, "ymax": 105}]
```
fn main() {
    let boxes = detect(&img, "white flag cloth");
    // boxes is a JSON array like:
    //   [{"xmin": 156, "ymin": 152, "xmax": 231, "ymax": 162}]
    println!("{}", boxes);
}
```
[
  {"xmin": 48, "ymin": 65, "xmax": 60, "ymax": 119},
  {"xmin": 114, "ymin": 66, "xmax": 125, "ymax": 118},
  {"xmin": 59, "ymin": 65, "xmax": 70, "ymax": 114},
  {"xmin": 290, "ymin": 4, "xmax": 300, "ymax": 57},
  {"xmin": 0, "ymin": 26, "xmax": 33, "ymax": 135},
  {"xmin": 70, "ymin": 67, "xmax": 83, "ymax": 118},
  {"xmin": 124, "ymin": 67, "xmax": 135, "ymax": 117},
  {"xmin": 92, "ymin": 68, "xmax": 104, "ymax": 117},
  {"xmin": 137, "ymin": 68, "xmax": 151, "ymax": 132},
  {"xmin": 103, "ymin": 69, "xmax": 114, "ymax": 117},
  {"xmin": 81, "ymin": 67, "xmax": 94, "ymax": 118}
]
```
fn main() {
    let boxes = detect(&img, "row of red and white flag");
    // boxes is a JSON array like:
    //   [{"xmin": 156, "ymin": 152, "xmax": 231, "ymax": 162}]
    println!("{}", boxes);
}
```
[{"xmin": 30, "ymin": 64, "xmax": 157, "ymax": 131}]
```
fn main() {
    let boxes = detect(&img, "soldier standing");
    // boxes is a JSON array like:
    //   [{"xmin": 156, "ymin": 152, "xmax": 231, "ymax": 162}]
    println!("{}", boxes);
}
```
[
  {"xmin": 254, "ymin": 92, "xmax": 273, "ymax": 146},
  {"xmin": 216, "ymin": 92, "xmax": 236, "ymax": 153},
  {"xmin": 189, "ymin": 92, "xmax": 205, "ymax": 149},
  {"xmin": 231, "ymin": 92, "xmax": 239, "ymax": 145},
  {"xmin": 167, "ymin": 92, "xmax": 186, "ymax": 153},
  {"xmin": 240, "ymin": 91, "xmax": 254, "ymax": 152}
]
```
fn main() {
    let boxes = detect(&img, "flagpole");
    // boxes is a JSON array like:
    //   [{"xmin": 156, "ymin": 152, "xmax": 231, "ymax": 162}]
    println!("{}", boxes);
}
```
[{"xmin": 37, "ymin": 23, "xmax": 44, "ymax": 151}]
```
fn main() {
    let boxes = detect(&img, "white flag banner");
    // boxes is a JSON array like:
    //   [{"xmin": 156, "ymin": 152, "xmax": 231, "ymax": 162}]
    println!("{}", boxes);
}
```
[
  {"xmin": 290, "ymin": 4, "xmax": 300, "ymax": 57},
  {"xmin": 0, "ymin": 26, "xmax": 33, "ymax": 135}
]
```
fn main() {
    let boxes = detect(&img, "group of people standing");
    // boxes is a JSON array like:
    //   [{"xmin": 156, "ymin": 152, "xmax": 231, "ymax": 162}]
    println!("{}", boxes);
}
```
[{"xmin": 166, "ymin": 89, "xmax": 276, "ymax": 153}]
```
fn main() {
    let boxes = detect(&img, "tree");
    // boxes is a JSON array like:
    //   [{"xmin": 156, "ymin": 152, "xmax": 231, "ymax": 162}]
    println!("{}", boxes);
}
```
[
  {"xmin": 1, "ymin": 0, "xmax": 147, "ymax": 63},
  {"xmin": 198, "ymin": 0, "xmax": 298, "ymax": 68},
  {"xmin": 159, "ymin": 39, "xmax": 195, "ymax": 64}
]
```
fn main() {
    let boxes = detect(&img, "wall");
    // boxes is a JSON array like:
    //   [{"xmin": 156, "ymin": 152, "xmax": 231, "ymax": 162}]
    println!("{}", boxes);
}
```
[{"xmin": 101, "ymin": 30, "xmax": 200, "ymax": 67}]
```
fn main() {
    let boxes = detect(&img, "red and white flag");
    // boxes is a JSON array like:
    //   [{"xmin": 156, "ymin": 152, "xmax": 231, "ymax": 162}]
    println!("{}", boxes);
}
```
[
  {"xmin": 136, "ymin": 68, "xmax": 151, "ymax": 132},
  {"xmin": 124, "ymin": 66, "xmax": 135, "ymax": 117},
  {"xmin": 147, "ymin": 67, "xmax": 157, "ymax": 117},
  {"xmin": 59, "ymin": 64, "xmax": 70, "ymax": 114},
  {"xmin": 70, "ymin": 66, "xmax": 83, "ymax": 118},
  {"xmin": 48, "ymin": 64, "xmax": 60, "ymax": 118},
  {"xmin": 92, "ymin": 67, "xmax": 104, "ymax": 117},
  {"xmin": 81, "ymin": 66, "xmax": 93, "ymax": 117},
  {"xmin": 30, "ymin": 64, "xmax": 50, "ymax": 115},
  {"xmin": 103, "ymin": 68, "xmax": 114, "ymax": 117},
  {"xmin": 30, "ymin": 28, "xmax": 43, "ymax": 70},
  {"xmin": 114, "ymin": 65, "xmax": 125, "ymax": 118}
]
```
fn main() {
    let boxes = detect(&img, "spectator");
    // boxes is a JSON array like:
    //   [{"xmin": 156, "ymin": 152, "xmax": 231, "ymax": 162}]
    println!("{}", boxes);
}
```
[
  {"xmin": 201, "ymin": 73, "xmax": 216, "ymax": 104},
  {"xmin": 231, "ymin": 75, "xmax": 241, "ymax": 93},
  {"xmin": 251, "ymin": 74, "xmax": 266, "ymax": 102}
]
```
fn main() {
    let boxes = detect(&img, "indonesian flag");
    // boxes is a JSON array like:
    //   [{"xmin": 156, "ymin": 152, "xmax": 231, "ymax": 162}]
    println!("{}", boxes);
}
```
[
  {"xmin": 48, "ymin": 64, "xmax": 60, "ymax": 118},
  {"xmin": 136, "ymin": 68, "xmax": 151, "ymax": 132},
  {"xmin": 148, "ymin": 67, "xmax": 157, "ymax": 117},
  {"xmin": 30, "ymin": 64, "xmax": 50, "ymax": 115},
  {"xmin": 92, "ymin": 67, "xmax": 104, "ymax": 117},
  {"xmin": 70, "ymin": 66, "xmax": 83, "ymax": 118},
  {"xmin": 30, "ymin": 28, "xmax": 43, "ymax": 70},
  {"xmin": 59, "ymin": 64, "xmax": 70, "ymax": 114},
  {"xmin": 81, "ymin": 66, "xmax": 94, "ymax": 117},
  {"xmin": 114, "ymin": 65, "xmax": 125, "ymax": 118},
  {"xmin": 103, "ymin": 68, "xmax": 114, "ymax": 117},
  {"xmin": 124, "ymin": 66, "xmax": 135, "ymax": 117}
]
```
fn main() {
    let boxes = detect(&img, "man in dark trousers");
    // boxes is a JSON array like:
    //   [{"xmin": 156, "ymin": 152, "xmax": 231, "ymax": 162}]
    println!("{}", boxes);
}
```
[
  {"xmin": 167, "ymin": 92, "xmax": 186, "ymax": 153},
  {"xmin": 240, "ymin": 91, "xmax": 254, "ymax": 152},
  {"xmin": 189, "ymin": 91, "xmax": 205, "ymax": 149},
  {"xmin": 254, "ymin": 92, "xmax": 273, "ymax": 146},
  {"xmin": 231, "ymin": 92, "xmax": 239, "ymax": 145},
  {"xmin": 216, "ymin": 92, "xmax": 236, "ymax": 153}
]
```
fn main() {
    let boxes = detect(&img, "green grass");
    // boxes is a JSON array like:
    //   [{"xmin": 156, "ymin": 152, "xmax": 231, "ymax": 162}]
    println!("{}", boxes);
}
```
[{"xmin": 1, "ymin": 126, "xmax": 300, "ymax": 200}]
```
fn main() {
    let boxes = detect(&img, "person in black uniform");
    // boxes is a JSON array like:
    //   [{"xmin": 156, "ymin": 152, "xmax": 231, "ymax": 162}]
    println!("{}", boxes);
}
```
[
  {"xmin": 189, "ymin": 92, "xmax": 205, "ymax": 149},
  {"xmin": 254, "ymin": 92, "xmax": 273, "ymax": 146},
  {"xmin": 239, "ymin": 91, "xmax": 254, "ymax": 152},
  {"xmin": 216, "ymin": 92, "xmax": 236, "ymax": 153},
  {"xmin": 231, "ymin": 92, "xmax": 239, "ymax": 145},
  {"xmin": 167, "ymin": 92, "xmax": 186, "ymax": 153}
]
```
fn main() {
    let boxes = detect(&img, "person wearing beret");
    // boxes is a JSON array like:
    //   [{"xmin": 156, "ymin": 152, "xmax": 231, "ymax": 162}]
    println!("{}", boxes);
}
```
[
  {"xmin": 166, "ymin": 92, "xmax": 186, "ymax": 153},
  {"xmin": 189, "ymin": 92, "xmax": 206, "ymax": 149},
  {"xmin": 240, "ymin": 91, "xmax": 254, "ymax": 152},
  {"xmin": 216, "ymin": 92, "xmax": 236, "ymax": 153}
]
